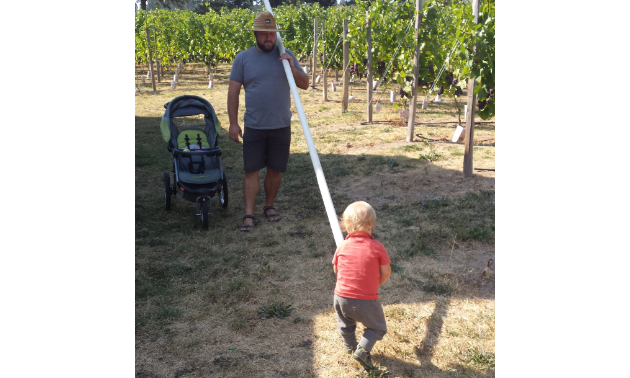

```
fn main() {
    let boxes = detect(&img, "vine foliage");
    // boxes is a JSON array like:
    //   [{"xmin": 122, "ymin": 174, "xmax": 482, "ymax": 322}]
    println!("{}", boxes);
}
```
[{"xmin": 135, "ymin": 0, "xmax": 494, "ymax": 118}]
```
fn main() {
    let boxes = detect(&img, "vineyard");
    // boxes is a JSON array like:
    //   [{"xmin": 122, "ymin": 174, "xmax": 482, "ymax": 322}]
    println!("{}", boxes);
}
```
[
  {"xmin": 135, "ymin": 1, "xmax": 495, "ymax": 377},
  {"xmin": 135, "ymin": 0, "xmax": 494, "ymax": 118}
]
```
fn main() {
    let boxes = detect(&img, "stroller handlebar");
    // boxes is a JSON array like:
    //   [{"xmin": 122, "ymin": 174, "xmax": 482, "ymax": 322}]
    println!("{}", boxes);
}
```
[{"xmin": 173, "ymin": 147, "xmax": 222, "ymax": 158}]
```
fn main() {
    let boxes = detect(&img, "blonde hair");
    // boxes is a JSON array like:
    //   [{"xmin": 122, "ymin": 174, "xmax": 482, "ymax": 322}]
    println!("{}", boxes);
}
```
[{"xmin": 340, "ymin": 201, "xmax": 376, "ymax": 234}]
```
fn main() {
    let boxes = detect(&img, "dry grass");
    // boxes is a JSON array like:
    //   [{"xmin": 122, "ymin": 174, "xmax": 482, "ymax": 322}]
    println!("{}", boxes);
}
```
[
  {"xmin": 312, "ymin": 298, "xmax": 495, "ymax": 377},
  {"xmin": 136, "ymin": 62, "xmax": 495, "ymax": 378}
]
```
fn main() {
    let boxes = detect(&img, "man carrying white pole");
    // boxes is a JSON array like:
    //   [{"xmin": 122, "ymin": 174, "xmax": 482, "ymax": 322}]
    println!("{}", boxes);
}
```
[
  {"xmin": 228, "ymin": 5, "xmax": 344, "ymax": 246},
  {"xmin": 228, "ymin": 12, "xmax": 309, "ymax": 233}
]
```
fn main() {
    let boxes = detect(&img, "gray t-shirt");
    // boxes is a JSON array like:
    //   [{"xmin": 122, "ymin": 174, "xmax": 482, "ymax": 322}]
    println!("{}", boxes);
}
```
[{"xmin": 229, "ymin": 45, "xmax": 304, "ymax": 130}]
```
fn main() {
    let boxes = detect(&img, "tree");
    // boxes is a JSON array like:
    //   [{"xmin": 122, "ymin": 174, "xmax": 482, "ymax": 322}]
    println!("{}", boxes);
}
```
[
  {"xmin": 306, "ymin": 0, "xmax": 337, "ymax": 7},
  {"xmin": 152, "ymin": 0, "xmax": 190, "ymax": 9},
  {"xmin": 141, "ymin": 0, "xmax": 147, "ymax": 10},
  {"xmin": 203, "ymin": 0, "xmax": 254, "ymax": 12},
  {"xmin": 266, "ymin": 0, "xmax": 296, "ymax": 6}
]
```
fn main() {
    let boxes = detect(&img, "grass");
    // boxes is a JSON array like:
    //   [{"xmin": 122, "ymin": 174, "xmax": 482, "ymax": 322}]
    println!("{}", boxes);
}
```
[
  {"xmin": 136, "ymin": 62, "xmax": 495, "ymax": 377},
  {"xmin": 257, "ymin": 302, "xmax": 294, "ymax": 319},
  {"xmin": 461, "ymin": 347, "xmax": 495, "ymax": 369}
]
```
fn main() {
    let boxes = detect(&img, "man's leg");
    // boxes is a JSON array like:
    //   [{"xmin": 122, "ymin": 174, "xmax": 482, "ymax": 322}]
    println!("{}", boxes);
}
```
[
  {"xmin": 242, "ymin": 170, "xmax": 260, "ymax": 228},
  {"xmin": 262, "ymin": 126, "xmax": 290, "ymax": 222},
  {"xmin": 263, "ymin": 168, "xmax": 282, "ymax": 220}
]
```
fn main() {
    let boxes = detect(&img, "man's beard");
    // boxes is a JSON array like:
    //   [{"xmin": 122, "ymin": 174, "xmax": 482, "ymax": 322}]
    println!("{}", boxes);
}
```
[{"xmin": 257, "ymin": 40, "xmax": 275, "ymax": 52}]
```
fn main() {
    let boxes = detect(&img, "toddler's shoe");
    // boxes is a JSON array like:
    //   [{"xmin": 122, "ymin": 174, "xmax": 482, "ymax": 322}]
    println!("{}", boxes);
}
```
[{"xmin": 353, "ymin": 346, "xmax": 374, "ymax": 371}]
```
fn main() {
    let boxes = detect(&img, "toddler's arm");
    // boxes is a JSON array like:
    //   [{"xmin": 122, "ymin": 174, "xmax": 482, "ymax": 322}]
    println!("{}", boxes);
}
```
[
  {"xmin": 379, "ymin": 264, "xmax": 391, "ymax": 286},
  {"xmin": 333, "ymin": 264, "xmax": 338, "ymax": 275}
]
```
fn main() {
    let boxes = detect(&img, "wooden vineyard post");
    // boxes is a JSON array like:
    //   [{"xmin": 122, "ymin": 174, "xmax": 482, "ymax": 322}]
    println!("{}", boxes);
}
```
[
  {"xmin": 145, "ymin": 27, "xmax": 156, "ymax": 92},
  {"xmin": 366, "ymin": 13, "xmax": 373, "ymax": 123},
  {"xmin": 342, "ymin": 19, "xmax": 349, "ymax": 112},
  {"xmin": 153, "ymin": 28, "xmax": 161, "ymax": 83},
  {"xmin": 406, "ymin": 0, "xmax": 423, "ymax": 142},
  {"xmin": 322, "ymin": 20, "xmax": 327, "ymax": 101},
  {"xmin": 464, "ymin": 0, "xmax": 480, "ymax": 177},
  {"xmin": 312, "ymin": 18, "xmax": 318, "ymax": 90}
]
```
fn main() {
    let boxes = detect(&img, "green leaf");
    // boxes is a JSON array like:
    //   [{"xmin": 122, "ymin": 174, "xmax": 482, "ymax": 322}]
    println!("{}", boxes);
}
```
[{"xmin": 477, "ymin": 86, "xmax": 488, "ymax": 100}]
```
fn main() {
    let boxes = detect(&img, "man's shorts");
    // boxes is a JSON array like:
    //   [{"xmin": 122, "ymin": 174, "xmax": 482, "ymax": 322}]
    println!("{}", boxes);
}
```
[{"xmin": 242, "ymin": 126, "xmax": 291, "ymax": 173}]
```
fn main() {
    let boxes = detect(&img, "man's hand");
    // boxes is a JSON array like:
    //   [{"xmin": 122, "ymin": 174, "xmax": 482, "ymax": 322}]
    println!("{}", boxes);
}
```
[
  {"xmin": 229, "ymin": 123, "xmax": 243, "ymax": 143},
  {"xmin": 279, "ymin": 52, "xmax": 309, "ymax": 90},
  {"xmin": 279, "ymin": 52, "xmax": 295, "ymax": 69}
]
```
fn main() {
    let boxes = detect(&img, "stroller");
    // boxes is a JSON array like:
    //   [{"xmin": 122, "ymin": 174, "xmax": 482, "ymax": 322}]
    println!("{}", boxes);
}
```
[{"xmin": 160, "ymin": 95, "xmax": 228, "ymax": 229}]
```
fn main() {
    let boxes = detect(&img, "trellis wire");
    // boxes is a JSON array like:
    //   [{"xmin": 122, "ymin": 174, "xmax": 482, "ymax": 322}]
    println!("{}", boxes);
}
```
[
  {"xmin": 309, "ymin": 34, "xmax": 343, "ymax": 103},
  {"xmin": 422, "ymin": 40, "xmax": 461, "ymax": 103},
  {"xmin": 299, "ymin": 34, "xmax": 312, "ymax": 61},
  {"xmin": 365, "ymin": 37, "xmax": 462, "ymax": 125},
  {"xmin": 322, "ymin": 35, "xmax": 344, "ymax": 74},
  {"xmin": 358, "ymin": 17, "xmax": 415, "ymax": 125}
]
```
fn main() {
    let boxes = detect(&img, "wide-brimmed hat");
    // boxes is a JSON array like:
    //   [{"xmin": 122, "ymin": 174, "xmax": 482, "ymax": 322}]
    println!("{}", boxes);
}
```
[{"xmin": 245, "ymin": 12, "xmax": 286, "ymax": 32}]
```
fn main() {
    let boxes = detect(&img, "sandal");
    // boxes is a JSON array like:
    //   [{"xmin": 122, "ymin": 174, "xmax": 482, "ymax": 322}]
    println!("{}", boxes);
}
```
[
  {"xmin": 240, "ymin": 214, "xmax": 259, "ymax": 232},
  {"xmin": 263, "ymin": 206, "xmax": 282, "ymax": 222}
]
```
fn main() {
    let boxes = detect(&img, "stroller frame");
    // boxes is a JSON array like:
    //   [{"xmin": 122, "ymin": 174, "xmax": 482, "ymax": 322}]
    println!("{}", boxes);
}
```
[{"xmin": 160, "ymin": 95, "xmax": 228, "ymax": 229}]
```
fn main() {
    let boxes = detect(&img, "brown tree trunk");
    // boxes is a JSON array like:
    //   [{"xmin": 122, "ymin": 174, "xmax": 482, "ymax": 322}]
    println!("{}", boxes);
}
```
[{"xmin": 453, "ymin": 94, "xmax": 462, "ymax": 125}]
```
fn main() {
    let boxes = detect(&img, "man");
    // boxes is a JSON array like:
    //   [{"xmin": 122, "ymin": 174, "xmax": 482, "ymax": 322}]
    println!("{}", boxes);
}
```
[{"xmin": 228, "ymin": 12, "xmax": 309, "ymax": 232}]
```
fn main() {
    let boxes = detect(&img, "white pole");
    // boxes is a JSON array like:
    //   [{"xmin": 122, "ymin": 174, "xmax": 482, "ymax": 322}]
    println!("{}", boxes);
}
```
[{"xmin": 262, "ymin": 1, "xmax": 344, "ymax": 247}]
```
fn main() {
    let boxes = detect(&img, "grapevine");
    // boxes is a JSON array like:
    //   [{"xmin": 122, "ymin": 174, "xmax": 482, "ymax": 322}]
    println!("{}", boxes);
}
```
[{"xmin": 134, "ymin": 0, "xmax": 494, "ymax": 118}]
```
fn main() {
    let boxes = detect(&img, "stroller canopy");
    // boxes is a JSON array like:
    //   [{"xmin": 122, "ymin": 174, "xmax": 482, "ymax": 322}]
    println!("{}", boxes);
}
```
[{"xmin": 160, "ymin": 95, "xmax": 222, "ymax": 150}]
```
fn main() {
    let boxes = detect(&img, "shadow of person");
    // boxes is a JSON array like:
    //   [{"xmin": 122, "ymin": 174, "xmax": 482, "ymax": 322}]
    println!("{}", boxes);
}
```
[
  {"xmin": 414, "ymin": 296, "xmax": 450, "ymax": 373},
  {"xmin": 365, "ymin": 296, "xmax": 493, "ymax": 377}
]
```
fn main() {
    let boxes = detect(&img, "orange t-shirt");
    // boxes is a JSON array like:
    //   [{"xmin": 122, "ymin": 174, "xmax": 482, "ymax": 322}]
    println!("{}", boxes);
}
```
[{"xmin": 332, "ymin": 232, "xmax": 391, "ymax": 300}]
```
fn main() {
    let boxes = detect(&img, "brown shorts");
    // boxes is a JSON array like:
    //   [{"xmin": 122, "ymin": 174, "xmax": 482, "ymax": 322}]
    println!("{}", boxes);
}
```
[{"xmin": 242, "ymin": 127, "xmax": 291, "ymax": 173}]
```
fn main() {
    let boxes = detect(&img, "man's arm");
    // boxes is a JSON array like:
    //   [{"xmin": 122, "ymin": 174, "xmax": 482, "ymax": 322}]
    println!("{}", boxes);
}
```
[
  {"xmin": 227, "ymin": 79, "xmax": 243, "ymax": 143},
  {"xmin": 379, "ymin": 264, "xmax": 391, "ymax": 286},
  {"xmin": 280, "ymin": 52, "xmax": 309, "ymax": 90}
]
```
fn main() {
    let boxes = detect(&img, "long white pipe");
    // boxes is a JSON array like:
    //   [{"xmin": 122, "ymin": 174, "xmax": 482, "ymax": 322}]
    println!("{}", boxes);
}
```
[{"xmin": 262, "ymin": 0, "xmax": 344, "ymax": 247}]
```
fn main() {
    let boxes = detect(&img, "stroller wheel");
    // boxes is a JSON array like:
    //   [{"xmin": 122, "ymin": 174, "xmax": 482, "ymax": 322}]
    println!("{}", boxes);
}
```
[
  {"xmin": 164, "ymin": 172, "xmax": 171, "ymax": 211},
  {"xmin": 200, "ymin": 199, "xmax": 209, "ymax": 230},
  {"xmin": 220, "ymin": 172, "xmax": 229, "ymax": 208}
]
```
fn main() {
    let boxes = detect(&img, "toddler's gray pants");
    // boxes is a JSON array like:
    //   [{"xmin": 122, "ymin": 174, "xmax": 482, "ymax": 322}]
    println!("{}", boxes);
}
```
[{"xmin": 333, "ymin": 294, "xmax": 387, "ymax": 352}]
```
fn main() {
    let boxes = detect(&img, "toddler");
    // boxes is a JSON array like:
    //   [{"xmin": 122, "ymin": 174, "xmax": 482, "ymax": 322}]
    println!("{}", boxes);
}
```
[{"xmin": 332, "ymin": 201, "xmax": 391, "ymax": 371}]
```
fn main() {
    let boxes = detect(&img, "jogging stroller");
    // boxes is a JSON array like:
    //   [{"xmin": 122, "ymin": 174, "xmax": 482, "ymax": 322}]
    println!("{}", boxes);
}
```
[{"xmin": 160, "ymin": 95, "xmax": 228, "ymax": 229}]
